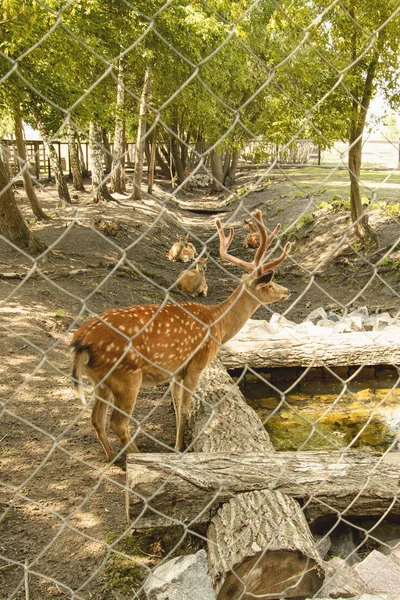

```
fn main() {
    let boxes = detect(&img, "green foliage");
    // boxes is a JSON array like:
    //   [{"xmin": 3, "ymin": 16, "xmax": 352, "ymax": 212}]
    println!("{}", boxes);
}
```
[
  {"xmin": 376, "ymin": 201, "xmax": 400, "ymax": 218},
  {"xmin": 379, "ymin": 257, "xmax": 400, "ymax": 277}
]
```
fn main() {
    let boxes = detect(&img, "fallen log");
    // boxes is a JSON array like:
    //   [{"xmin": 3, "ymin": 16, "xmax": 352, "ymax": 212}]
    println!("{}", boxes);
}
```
[
  {"xmin": 127, "ymin": 361, "xmax": 324, "ymax": 599},
  {"xmin": 126, "ymin": 450, "xmax": 400, "ymax": 526},
  {"xmin": 189, "ymin": 361, "xmax": 324, "ymax": 598},
  {"xmin": 219, "ymin": 328, "xmax": 400, "ymax": 369}
]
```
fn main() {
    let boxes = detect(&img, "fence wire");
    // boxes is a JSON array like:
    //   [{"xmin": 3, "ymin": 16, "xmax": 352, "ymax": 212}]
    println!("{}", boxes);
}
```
[{"xmin": 1, "ymin": 1, "xmax": 400, "ymax": 599}]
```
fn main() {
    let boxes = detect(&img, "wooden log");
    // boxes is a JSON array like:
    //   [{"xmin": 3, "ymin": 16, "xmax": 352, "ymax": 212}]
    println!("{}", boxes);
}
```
[
  {"xmin": 219, "ymin": 329, "xmax": 400, "ymax": 369},
  {"xmin": 126, "ymin": 361, "xmax": 324, "ymax": 597},
  {"xmin": 208, "ymin": 490, "xmax": 323, "ymax": 599},
  {"xmin": 126, "ymin": 450, "xmax": 400, "ymax": 526},
  {"xmin": 190, "ymin": 361, "xmax": 324, "ymax": 599}
]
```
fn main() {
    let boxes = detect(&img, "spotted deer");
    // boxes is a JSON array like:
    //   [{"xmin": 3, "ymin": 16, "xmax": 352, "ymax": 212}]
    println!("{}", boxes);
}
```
[
  {"xmin": 177, "ymin": 257, "xmax": 208, "ymax": 297},
  {"xmin": 168, "ymin": 234, "xmax": 197, "ymax": 262},
  {"xmin": 243, "ymin": 219, "xmax": 261, "ymax": 249},
  {"xmin": 71, "ymin": 211, "xmax": 291, "ymax": 460}
]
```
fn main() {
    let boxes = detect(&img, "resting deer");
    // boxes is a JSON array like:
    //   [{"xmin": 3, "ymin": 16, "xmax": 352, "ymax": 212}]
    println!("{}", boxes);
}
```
[
  {"xmin": 177, "ymin": 257, "xmax": 208, "ymax": 297},
  {"xmin": 71, "ymin": 211, "xmax": 291, "ymax": 460},
  {"xmin": 243, "ymin": 219, "xmax": 261, "ymax": 249},
  {"xmin": 168, "ymin": 234, "xmax": 197, "ymax": 262}
]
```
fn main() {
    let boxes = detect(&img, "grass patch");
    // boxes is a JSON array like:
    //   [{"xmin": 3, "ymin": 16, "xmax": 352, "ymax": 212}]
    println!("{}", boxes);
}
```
[
  {"xmin": 103, "ymin": 526, "xmax": 207, "ymax": 597},
  {"xmin": 375, "ymin": 201, "xmax": 400, "ymax": 218}
]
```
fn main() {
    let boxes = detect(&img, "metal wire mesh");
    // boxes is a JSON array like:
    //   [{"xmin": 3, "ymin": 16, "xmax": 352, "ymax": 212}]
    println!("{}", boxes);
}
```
[{"xmin": 1, "ymin": 0, "xmax": 400, "ymax": 598}]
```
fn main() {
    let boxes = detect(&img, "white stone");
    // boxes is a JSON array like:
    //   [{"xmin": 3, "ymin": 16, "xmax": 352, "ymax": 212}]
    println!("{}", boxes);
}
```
[
  {"xmin": 378, "ymin": 538, "xmax": 400, "ymax": 567},
  {"xmin": 316, "ymin": 319, "xmax": 336, "ymax": 328},
  {"xmin": 306, "ymin": 307, "xmax": 327, "ymax": 323},
  {"xmin": 269, "ymin": 313, "xmax": 297, "ymax": 333},
  {"xmin": 143, "ymin": 550, "xmax": 215, "ymax": 600},
  {"xmin": 349, "ymin": 306, "xmax": 369, "ymax": 318},
  {"xmin": 347, "ymin": 315, "xmax": 365, "ymax": 331},
  {"xmin": 333, "ymin": 321, "xmax": 354, "ymax": 333},
  {"xmin": 355, "ymin": 549, "xmax": 400, "ymax": 595},
  {"xmin": 318, "ymin": 557, "xmax": 370, "ymax": 597},
  {"xmin": 295, "ymin": 321, "xmax": 321, "ymax": 334}
]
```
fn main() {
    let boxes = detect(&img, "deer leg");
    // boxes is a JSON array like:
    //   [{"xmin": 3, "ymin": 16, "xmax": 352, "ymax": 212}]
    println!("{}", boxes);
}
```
[
  {"xmin": 174, "ymin": 370, "xmax": 202, "ymax": 452},
  {"xmin": 171, "ymin": 378, "xmax": 184, "ymax": 447},
  {"xmin": 91, "ymin": 384, "xmax": 115, "ymax": 461},
  {"xmin": 109, "ymin": 371, "xmax": 142, "ymax": 454}
]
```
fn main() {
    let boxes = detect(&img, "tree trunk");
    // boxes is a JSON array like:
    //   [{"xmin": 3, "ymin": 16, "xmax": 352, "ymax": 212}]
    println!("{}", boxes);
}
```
[
  {"xmin": 209, "ymin": 491, "xmax": 323, "ymax": 599},
  {"xmin": 223, "ymin": 151, "xmax": 231, "ymax": 180},
  {"xmin": 219, "ymin": 327, "xmax": 400, "ymax": 369},
  {"xmin": 89, "ymin": 121, "xmax": 115, "ymax": 203},
  {"xmin": 126, "ymin": 449, "xmax": 400, "ymax": 526},
  {"xmin": 67, "ymin": 124, "xmax": 85, "ymax": 191},
  {"xmin": 110, "ymin": 59, "xmax": 126, "ymax": 194},
  {"xmin": 348, "ymin": 140, "xmax": 377, "ymax": 244},
  {"xmin": 78, "ymin": 140, "xmax": 89, "ymax": 178},
  {"xmin": 14, "ymin": 109, "xmax": 50, "ymax": 221},
  {"xmin": 133, "ymin": 69, "xmax": 152, "ymax": 200},
  {"xmin": 211, "ymin": 149, "xmax": 224, "ymax": 192},
  {"xmin": 227, "ymin": 150, "xmax": 240, "ymax": 185},
  {"xmin": 0, "ymin": 144, "xmax": 46, "ymax": 255},
  {"xmin": 147, "ymin": 126, "xmax": 157, "ymax": 194},
  {"xmin": 40, "ymin": 128, "xmax": 71, "ymax": 204},
  {"xmin": 170, "ymin": 135, "xmax": 185, "ymax": 185},
  {"xmin": 348, "ymin": 40, "xmax": 379, "ymax": 246},
  {"xmin": 155, "ymin": 146, "xmax": 171, "ymax": 179},
  {"xmin": 102, "ymin": 129, "xmax": 112, "ymax": 174}
]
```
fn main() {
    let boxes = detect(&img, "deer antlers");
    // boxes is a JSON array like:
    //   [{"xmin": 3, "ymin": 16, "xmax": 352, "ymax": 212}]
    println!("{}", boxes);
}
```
[{"xmin": 216, "ymin": 210, "xmax": 290, "ymax": 275}]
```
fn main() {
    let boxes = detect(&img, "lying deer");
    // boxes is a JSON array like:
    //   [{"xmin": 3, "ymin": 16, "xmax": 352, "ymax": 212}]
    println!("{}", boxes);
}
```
[
  {"xmin": 176, "ymin": 257, "xmax": 208, "ymax": 297},
  {"xmin": 243, "ymin": 219, "xmax": 261, "ymax": 249},
  {"xmin": 168, "ymin": 234, "xmax": 197, "ymax": 262},
  {"xmin": 71, "ymin": 211, "xmax": 290, "ymax": 460}
]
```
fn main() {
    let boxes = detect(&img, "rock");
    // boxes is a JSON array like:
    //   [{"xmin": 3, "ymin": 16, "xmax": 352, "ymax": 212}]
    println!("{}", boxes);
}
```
[
  {"xmin": 355, "ymin": 550, "xmax": 400, "ymax": 595},
  {"xmin": 306, "ymin": 307, "xmax": 327, "ymax": 323},
  {"xmin": 315, "ymin": 595, "xmax": 392, "ymax": 600},
  {"xmin": 329, "ymin": 529, "xmax": 361, "ymax": 566},
  {"xmin": 315, "ymin": 534, "xmax": 331, "ymax": 560},
  {"xmin": 378, "ymin": 539, "xmax": 400, "ymax": 566},
  {"xmin": 295, "ymin": 321, "xmax": 320, "ymax": 334},
  {"xmin": 318, "ymin": 557, "xmax": 370, "ymax": 597},
  {"xmin": 269, "ymin": 313, "xmax": 297, "ymax": 333},
  {"xmin": 316, "ymin": 319, "xmax": 336, "ymax": 328},
  {"xmin": 373, "ymin": 312, "xmax": 395, "ymax": 331},
  {"xmin": 333, "ymin": 321, "xmax": 354, "ymax": 333},
  {"xmin": 143, "ymin": 550, "xmax": 215, "ymax": 600},
  {"xmin": 363, "ymin": 316, "xmax": 379, "ymax": 331},
  {"xmin": 349, "ymin": 307, "xmax": 369, "ymax": 318},
  {"xmin": 327, "ymin": 311, "xmax": 341, "ymax": 322},
  {"xmin": 347, "ymin": 315, "xmax": 364, "ymax": 331}
]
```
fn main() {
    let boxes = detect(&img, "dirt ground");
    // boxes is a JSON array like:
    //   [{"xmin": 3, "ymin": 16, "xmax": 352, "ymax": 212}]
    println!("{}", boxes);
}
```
[{"xmin": 0, "ymin": 167, "xmax": 399, "ymax": 599}]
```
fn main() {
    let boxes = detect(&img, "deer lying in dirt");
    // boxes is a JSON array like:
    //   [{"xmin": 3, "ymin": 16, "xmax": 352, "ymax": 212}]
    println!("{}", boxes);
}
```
[
  {"xmin": 71, "ymin": 211, "xmax": 291, "ymax": 460},
  {"xmin": 177, "ymin": 257, "xmax": 208, "ymax": 297},
  {"xmin": 243, "ymin": 219, "xmax": 261, "ymax": 249},
  {"xmin": 168, "ymin": 234, "xmax": 197, "ymax": 262}
]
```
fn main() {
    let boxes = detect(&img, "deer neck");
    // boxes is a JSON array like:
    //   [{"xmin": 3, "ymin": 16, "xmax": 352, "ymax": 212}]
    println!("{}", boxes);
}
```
[
  {"xmin": 175, "ymin": 243, "xmax": 185, "ymax": 259},
  {"xmin": 214, "ymin": 282, "xmax": 260, "ymax": 344}
]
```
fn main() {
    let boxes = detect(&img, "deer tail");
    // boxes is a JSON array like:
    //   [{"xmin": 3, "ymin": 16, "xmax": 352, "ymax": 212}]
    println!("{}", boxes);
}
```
[{"xmin": 71, "ymin": 344, "xmax": 91, "ymax": 406}]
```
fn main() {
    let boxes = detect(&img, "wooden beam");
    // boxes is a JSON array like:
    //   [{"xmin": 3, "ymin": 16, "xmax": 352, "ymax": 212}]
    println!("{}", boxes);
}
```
[
  {"xmin": 126, "ymin": 449, "xmax": 400, "ymax": 527},
  {"xmin": 219, "ymin": 329, "xmax": 400, "ymax": 369}
]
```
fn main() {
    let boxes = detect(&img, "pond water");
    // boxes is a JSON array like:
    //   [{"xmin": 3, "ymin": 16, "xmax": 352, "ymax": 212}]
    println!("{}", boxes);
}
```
[{"xmin": 237, "ymin": 365, "xmax": 400, "ymax": 452}]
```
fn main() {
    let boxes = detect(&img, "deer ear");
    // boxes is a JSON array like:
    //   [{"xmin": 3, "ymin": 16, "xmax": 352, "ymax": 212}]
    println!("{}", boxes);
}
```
[{"xmin": 254, "ymin": 270, "xmax": 274, "ymax": 287}]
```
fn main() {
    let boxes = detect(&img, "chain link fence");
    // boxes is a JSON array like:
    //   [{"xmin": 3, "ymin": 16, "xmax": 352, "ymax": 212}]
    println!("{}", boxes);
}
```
[{"xmin": 1, "ymin": 1, "xmax": 400, "ymax": 599}]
